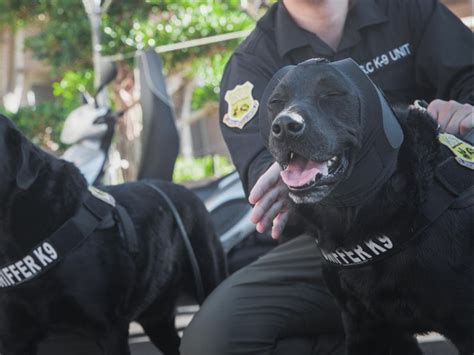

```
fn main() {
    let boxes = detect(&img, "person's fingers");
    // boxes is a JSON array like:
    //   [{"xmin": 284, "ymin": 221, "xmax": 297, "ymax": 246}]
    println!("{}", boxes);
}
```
[
  {"xmin": 255, "ymin": 198, "xmax": 286, "ymax": 233},
  {"xmin": 250, "ymin": 182, "xmax": 287, "ymax": 224},
  {"xmin": 459, "ymin": 105, "xmax": 474, "ymax": 136},
  {"xmin": 428, "ymin": 100, "xmax": 457, "ymax": 131},
  {"xmin": 427, "ymin": 99, "xmax": 443, "ymax": 120},
  {"xmin": 445, "ymin": 107, "xmax": 471, "ymax": 135},
  {"xmin": 249, "ymin": 162, "xmax": 282, "ymax": 205},
  {"xmin": 271, "ymin": 209, "xmax": 290, "ymax": 240}
]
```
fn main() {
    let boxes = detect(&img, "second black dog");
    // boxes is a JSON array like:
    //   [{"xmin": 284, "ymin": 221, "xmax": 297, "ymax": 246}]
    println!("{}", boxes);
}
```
[
  {"xmin": 261, "ymin": 58, "xmax": 473, "ymax": 355},
  {"xmin": 0, "ymin": 115, "xmax": 226, "ymax": 355}
]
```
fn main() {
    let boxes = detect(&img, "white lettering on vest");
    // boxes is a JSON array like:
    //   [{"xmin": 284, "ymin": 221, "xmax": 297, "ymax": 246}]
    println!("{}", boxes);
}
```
[
  {"xmin": 360, "ymin": 43, "xmax": 411, "ymax": 75},
  {"xmin": 0, "ymin": 243, "xmax": 58, "ymax": 288}
]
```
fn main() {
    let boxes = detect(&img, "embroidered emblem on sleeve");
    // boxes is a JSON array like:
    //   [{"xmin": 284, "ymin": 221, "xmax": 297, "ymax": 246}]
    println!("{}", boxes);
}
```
[
  {"xmin": 223, "ymin": 81, "xmax": 259, "ymax": 129},
  {"xmin": 438, "ymin": 133, "xmax": 474, "ymax": 170}
]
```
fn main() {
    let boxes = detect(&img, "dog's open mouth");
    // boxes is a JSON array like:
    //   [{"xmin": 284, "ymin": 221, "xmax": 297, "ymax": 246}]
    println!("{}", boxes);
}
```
[{"xmin": 280, "ymin": 151, "xmax": 348, "ymax": 191}]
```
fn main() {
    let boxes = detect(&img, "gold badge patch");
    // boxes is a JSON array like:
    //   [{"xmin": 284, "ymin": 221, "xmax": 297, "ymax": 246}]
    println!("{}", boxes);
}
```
[
  {"xmin": 438, "ymin": 133, "xmax": 474, "ymax": 170},
  {"xmin": 223, "ymin": 81, "xmax": 259, "ymax": 129}
]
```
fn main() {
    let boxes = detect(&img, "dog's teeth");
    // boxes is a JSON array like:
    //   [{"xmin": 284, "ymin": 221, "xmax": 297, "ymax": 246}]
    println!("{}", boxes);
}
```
[
  {"xmin": 328, "ymin": 156, "xmax": 338, "ymax": 168},
  {"xmin": 290, "ymin": 152, "xmax": 294, "ymax": 160}
]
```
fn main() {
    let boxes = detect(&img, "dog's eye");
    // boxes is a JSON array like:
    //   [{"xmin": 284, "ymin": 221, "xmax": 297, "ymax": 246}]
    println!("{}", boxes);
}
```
[
  {"xmin": 269, "ymin": 98, "xmax": 284, "ymax": 106},
  {"xmin": 268, "ymin": 98, "xmax": 285, "ymax": 112},
  {"xmin": 321, "ymin": 91, "xmax": 346, "ymax": 99}
]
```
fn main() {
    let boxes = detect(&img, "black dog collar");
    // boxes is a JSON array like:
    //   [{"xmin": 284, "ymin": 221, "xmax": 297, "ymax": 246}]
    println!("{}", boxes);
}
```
[
  {"xmin": 260, "ymin": 58, "xmax": 404, "ymax": 207},
  {"xmin": 319, "ymin": 143, "xmax": 474, "ymax": 268},
  {"xmin": 0, "ymin": 188, "xmax": 137, "ymax": 290}
]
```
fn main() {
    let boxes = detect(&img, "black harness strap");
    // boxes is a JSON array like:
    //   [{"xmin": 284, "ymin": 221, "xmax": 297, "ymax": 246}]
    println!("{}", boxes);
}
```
[
  {"xmin": 320, "ymin": 146, "xmax": 474, "ymax": 269},
  {"xmin": 115, "ymin": 204, "xmax": 139, "ymax": 254},
  {"xmin": 143, "ymin": 182, "xmax": 206, "ymax": 305},
  {"xmin": 0, "ymin": 194, "xmax": 114, "ymax": 290}
]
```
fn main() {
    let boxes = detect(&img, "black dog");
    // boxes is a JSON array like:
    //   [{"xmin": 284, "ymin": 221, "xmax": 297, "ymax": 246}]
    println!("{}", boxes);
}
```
[
  {"xmin": 0, "ymin": 115, "xmax": 226, "ymax": 355},
  {"xmin": 261, "ymin": 59, "xmax": 473, "ymax": 355}
]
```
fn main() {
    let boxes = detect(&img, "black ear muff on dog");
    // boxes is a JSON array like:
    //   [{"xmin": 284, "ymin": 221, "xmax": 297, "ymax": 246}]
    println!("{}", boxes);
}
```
[
  {"xmin": 259, "ymin": 58, "xmax": 405, "ymax": 207},
  {"xmin": 259, "ymin": 65, "xmax": 294, "ymax": 146}
]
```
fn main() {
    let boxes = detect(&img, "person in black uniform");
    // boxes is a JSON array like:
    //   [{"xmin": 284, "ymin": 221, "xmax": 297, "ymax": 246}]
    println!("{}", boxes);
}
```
[{"xmin": 180, "ymin": 1, "xmax": 473, "ymax": 354}]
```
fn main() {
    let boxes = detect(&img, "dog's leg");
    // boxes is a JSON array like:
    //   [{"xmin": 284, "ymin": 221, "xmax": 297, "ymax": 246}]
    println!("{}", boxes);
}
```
[
  {"xmin": 342, "ymin": 312, "xmax": 423, "ymax": 355},
  {"xmin": 2, "ymin": 346, "xmax": 37, "ymax": 355},
  {"xmin": 447, "ymin": 334, "xmax": 473, "ymax": 355},
  {"xmin": 139, "ymin": 314, "xmax": 180, "ymax": 355},
  {"xmin": 346, "ymin": 330, "xmax": 422, "ymax": 355},
  {"xmin": 97, "ymin": 324, "xmax": 131, "ymax": 355},
  {"xmin": 0, "ymin": 341, "xmax": 38, "ymax": 355},
  {"xmin": 387, "ymin": 333, "xmax": 423, "ymax": 355},
  {"xmin": 140, "ymin": 318, "xmax": 180, "ymax": 355}
]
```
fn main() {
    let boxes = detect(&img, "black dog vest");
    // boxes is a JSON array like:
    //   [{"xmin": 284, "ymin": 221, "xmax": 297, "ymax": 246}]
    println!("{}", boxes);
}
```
[
  {"xmin": 0, "ymin": 187, "xmax": 138, "ymax": 290},
  {"xmin": 319, "ymin": 140, "xmax": 474, "ymax": 268},
  {"xmin": 258, "ymin": 57, "xmax": 473, "ymax": 268}
]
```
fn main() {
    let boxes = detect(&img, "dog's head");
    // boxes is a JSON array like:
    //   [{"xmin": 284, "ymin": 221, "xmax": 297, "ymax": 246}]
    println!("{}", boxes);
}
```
[
  {"xmin": 0, "ymin": 115, "xmax": 46, "ymax": 197},
  {"xmin": 260, "ymin": 58, "xmax": 403, "ymax": 205}
]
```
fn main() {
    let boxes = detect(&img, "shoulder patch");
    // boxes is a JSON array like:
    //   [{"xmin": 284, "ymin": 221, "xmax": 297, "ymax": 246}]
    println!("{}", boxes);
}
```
[
  {"xmin": 223, "ymin": 81, "xmax": 259, "ymax": 129},
  {"xmin": 438, "ymin": 133, "xmax": 474, "ymax": 170}
]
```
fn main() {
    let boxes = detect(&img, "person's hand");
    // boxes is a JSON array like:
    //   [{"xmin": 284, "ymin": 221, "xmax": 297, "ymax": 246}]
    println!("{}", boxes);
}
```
[
  {"xmin": 428, "ymin": 99, "xmax": 473, "ymax": 136},
  {"xmin": 249, "ymin": 162, "xmax": 290, "ymax": 239}
]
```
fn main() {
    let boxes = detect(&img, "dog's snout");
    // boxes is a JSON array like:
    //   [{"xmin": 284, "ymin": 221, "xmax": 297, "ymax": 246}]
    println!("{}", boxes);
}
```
[{"xmin": 271, "ymin": 114, "xmax": 305, "ymax": 139}]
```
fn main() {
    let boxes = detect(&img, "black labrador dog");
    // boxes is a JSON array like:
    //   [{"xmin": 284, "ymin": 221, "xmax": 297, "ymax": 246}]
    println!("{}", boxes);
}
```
[
  {"xmin": 260, "ymin": 58, "xmax": 473, "ymax": 355},
  {"xmin": 0, "ymin": 115, "xmax": 226, "ymax": 355}
]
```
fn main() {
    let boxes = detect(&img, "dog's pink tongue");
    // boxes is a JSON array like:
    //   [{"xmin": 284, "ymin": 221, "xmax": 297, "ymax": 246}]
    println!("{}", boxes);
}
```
[{"xmin": 281, "ymin": 156, "xmax": 328, "ymax": 187}]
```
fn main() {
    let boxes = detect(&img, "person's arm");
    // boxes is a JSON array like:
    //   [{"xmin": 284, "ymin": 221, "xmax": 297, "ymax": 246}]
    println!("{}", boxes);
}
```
[
  {"xmin": 410, "ymin": 0, "xmax": 474, "ymax": 134},
  {"xmin": 219, "ymin": 52, "xmax": 274, "ymax": 195},
  {"xmin": 220, "ymin": 53, "xmax": 290, "ymax": 238}
]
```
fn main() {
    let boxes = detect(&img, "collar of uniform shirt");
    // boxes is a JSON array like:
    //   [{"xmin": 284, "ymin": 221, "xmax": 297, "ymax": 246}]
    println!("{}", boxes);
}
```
[{"xmin": 268, "ymin": 0, "xmax": 389, "ymax": 59}]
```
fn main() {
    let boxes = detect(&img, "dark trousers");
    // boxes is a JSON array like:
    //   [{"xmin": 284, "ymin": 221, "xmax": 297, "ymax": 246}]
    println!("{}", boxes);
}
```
[{"xmin": 180, "ymin": 235, "xmax": 346, "ymax": 355}]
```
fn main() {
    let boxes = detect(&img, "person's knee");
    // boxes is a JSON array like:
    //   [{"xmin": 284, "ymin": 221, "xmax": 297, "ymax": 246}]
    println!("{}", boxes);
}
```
[{"xmin": 180, "ymin": 278, "xmax": 237, "ymax": 355}]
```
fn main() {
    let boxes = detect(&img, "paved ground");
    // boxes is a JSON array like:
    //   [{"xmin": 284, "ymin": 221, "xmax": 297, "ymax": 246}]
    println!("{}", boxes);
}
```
[
  {"xmin": 35, "ymin": 314, "xmax": 459, "ymax": 355},
  {"xmin": 27, "ymin": 306, "xmax": 460, "ymax": 355},
  {"xmin": 127, "ymin": 334, "xmax": 459, "ymax": 355},
  {"xmin": 36, "ymin": 336, "xmax": 459, "ymax": 355}
]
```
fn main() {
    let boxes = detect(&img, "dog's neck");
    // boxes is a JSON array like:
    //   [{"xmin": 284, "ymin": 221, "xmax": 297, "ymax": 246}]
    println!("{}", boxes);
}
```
[
  {"xmin": 1, "ymin": 160, "xmax": 87, "ymax": 260},
  {"xmin": 299, "ymin": 108, "xmax": 440, "ymax": 252}
]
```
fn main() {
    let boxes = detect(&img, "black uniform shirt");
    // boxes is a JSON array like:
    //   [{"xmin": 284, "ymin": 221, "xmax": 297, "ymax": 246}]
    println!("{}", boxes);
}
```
[{"xmin": 219, "ymin": 0, "xmax": 473, "ymax": 194}]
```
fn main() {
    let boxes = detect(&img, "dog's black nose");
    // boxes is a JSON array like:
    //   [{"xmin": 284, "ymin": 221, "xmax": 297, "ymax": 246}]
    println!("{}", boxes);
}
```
[{"xmin": 271, "ymin": 115, "xmax": 305, "ymax": 139}]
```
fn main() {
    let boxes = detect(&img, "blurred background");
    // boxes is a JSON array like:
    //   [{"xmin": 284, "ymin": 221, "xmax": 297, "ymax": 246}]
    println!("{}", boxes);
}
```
[{"xmin": 0, "ymin": 0, "xmax": 471, "ymax": 185}]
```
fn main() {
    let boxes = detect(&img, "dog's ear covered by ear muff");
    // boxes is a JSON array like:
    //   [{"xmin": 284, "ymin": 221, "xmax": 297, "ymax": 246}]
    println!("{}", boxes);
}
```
[
  {"xmin": 259, "ymin": 65, "xmax": 294, "ymax": 148},
  {"xmin": 0, "ymin": 114, "xmax": 45, "ymax": 190}
]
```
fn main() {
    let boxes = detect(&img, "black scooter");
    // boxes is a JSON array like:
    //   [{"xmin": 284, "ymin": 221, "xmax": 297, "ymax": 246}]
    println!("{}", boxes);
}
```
[{"xmin": 60, "ymin": 50, "xmax": 276, "ymax": 275}]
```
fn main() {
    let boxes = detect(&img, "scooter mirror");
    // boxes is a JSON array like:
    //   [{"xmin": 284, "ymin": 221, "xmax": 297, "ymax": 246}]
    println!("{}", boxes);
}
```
[
  {"xmin": 95, "ymin": 60, "xmax": 118, "ymax": 97},
  {"xmin": 80, "ymin": 90, "xmax": 94, "ymax": 105}
]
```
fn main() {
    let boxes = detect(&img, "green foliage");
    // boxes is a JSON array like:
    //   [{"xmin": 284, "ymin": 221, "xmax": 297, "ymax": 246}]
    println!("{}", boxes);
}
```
[
  {"xmin": 52, "ymin": 70, "xmax": 95, "ymax": 112},
  {"xmin": 0, "ymin": 101, "xmax": 68, "ymax": 151},
  {"xmin": 102, "ymin": 1, "xmax": 252, "ymax": 61},
  {"xmin": 101, "ymin": 0, "xmax": 254, "ymax": 108},
  {"xmin": 2, "ymin": 0, "xmax": 259, "ymax": 160},
  {"xmin": 3, "ymin": 0, "xmax": 254, "ymax": 78},
  {"xmin": 173, "ymin": 155, "xmax": 234, "ymax": 183},
  {"xmin": 1, "ymin": 0, "xmax": 93, "ymax": 74},
  {"xmin": 191, "ymin": 51, "xmax": 233, "ymax": 109}
]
